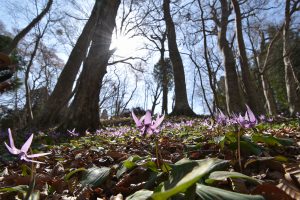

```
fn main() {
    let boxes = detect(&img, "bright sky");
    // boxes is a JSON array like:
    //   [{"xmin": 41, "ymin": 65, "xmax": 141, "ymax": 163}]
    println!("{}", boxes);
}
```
[{"xmin": 1, "ymin": 0, "xmax": 287, "ymax": 116}]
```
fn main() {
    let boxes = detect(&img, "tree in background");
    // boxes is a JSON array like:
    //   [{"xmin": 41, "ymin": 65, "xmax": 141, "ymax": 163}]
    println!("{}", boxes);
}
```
[
  {"xmin": 231, "ymin": 0, "xmax": 265, "ymax": 114},
  {"xmin": 153, "ymin": 58, "xmax": 174, "ymax": 114},
  {"xmin": 163, "ymin": 0, "xmax": 195, "ymax": 116},
  {"xmin": 0, "ymin": 35, "xmax": 22, "ymax": 94},
  {"xmin": 282, "ymin": 0, "xmax": 300, "ymax": 115},
  {"xmin": 36, "ymin": 1, "xmax": 103, "ymax": 128},
  {"xmin": 2, "ymin": 0, "xmax": 53, "ymax": 55},
  {"xmin": 60, "ymin": 0, "xmax": 121, "ymax": 132},
  {"xmin": 212, "ymin": 0, "xmax": 244, "ymax": 114}
]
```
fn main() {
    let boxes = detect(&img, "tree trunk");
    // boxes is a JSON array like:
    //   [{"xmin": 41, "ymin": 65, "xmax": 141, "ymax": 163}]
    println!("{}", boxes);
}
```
[
  {"xmin": 2, "ymin": 0, "xmax": 53, "ymax": 55},
  {"xmin": 163, "ymin": 0, "xmax": 195, "ymax": 116},
  {"xmin": 283, "ymin": 0, "xmax": 300, "ymax": 115},
  {"xmin": 231, "ymin": 0, "xmax": 264, "ymax": 114},
  {"xmin": 260, "ymin": 74, "xmax": 277, "ymax": 115},
  {"xmin": 36, "ymin": 1, "xmax": 102, "ymax": 128},
  {"xmin": 151, "ymin": 84, "xmax": 161, "ymax": 114},
  {"xmin": 256, "ymin": 31, "xmax": 278, "ymax": 115},
  {"xmin": 61, "ymin": 0, "xmax": 120, "ymax": 132},
  {"xmin": 216, "ymin": 0, "xmax": 244, "ymax": 114},
  {"xmin": 160, "ymin": 54, "xmax": 168, "ymax": 115},
  {"xmin": 24, "ymin": 35, "xmax": 42, "ymax": 124}
]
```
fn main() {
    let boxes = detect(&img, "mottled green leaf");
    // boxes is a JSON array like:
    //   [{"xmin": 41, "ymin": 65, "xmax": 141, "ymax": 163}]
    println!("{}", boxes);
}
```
[
  {"xmin": 126, "ymin": 189, "xmax": 153, "ymax": 200},
  {"xmin": 195, "ymin": 184, "xmax": 265, "ymax": 200},
  {"xmin": 252, "ymin": 134, "xmax": 293, "ymax": 146},
  {"xmin": 205, "ymin": 171, "xmax": 262, "ymax": 185},
  {"xmin": 151, "ymin": 158, "xmax": 229, "ymax": 200},
  {"xmin": 80, "ymin": 166, "xmax": 110, "ymax": 187}
]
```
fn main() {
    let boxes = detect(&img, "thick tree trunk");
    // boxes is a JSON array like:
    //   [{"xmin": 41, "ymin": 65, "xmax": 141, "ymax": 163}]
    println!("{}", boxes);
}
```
[
  {"xmin": 163, "ymin": 0, "xmax": 195, "ymax": 116},
  {"xmin": 2, "ymin": 0, "xmax": 53, "ymax": 55},
  {"xmin": 231, "ymin": 0, "xmax": 264, "ymax": 114},
  {"xmin": 36, "ymin": 1, "xmax": 102, "ymax": 128},
  {"xmin": 217, "ymin": 0, "xmax": 244, "ymax": 114},
  {"xmin": 61, "ymin": 0, "xmax": 120, "ymax": 132},
  {"xmin": 283, "ymin": 0, "xmax": 300, "ymax": 115}
]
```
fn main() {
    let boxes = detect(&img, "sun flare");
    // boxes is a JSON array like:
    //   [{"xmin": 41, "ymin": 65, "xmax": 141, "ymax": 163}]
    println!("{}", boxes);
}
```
[{"xmin": 110, "ymin": 35, "xmax": 138, "ymax": 56}]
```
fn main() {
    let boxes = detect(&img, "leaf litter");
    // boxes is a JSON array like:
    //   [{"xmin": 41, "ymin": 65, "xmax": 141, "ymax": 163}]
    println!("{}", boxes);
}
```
[{"xmin": 0, "ymin": 116, "xmax": 299, "ymax": 200}]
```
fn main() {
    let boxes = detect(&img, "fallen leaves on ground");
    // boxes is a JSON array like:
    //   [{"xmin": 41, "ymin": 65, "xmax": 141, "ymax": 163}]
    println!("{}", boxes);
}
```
[{"xmin": 0, "ymin": 117, "xmax": 299, "ymax": 199}]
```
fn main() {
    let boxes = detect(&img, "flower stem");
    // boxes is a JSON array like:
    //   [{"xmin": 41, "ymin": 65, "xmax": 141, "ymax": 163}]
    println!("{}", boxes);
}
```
[{"xmin": 237, "ymin": 130, "xmax": 242, "ymax": 172}]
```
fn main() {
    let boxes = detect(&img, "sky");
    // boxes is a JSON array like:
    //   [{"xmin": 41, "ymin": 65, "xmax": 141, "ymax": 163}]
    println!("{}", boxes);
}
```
[{"xmin": 1, "ymin": 0, "xmax": 290, "ymax": 116}]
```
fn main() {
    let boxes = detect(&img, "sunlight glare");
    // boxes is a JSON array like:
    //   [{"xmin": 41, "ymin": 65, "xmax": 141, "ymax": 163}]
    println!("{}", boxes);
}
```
[{"xmin": 110, "ymin": 35, "xmax": 138, "ymax": 56}]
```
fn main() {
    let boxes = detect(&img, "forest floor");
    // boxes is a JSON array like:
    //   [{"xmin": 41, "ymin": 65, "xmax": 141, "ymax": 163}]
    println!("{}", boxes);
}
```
[{"xmin": 0, "ymin": 116, "xmax": 300, "ymax": 200}]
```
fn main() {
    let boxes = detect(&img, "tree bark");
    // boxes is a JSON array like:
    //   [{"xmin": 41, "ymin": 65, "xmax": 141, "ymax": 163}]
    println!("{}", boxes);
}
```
[
  {"xmin": 216, "ymin": 0, "xmax": 244, "ymax": 114},
  {"xmin": 36, "ymin": 1, "xmax": 103, "ymax": 128},
  {"xmin": 256, "ymin": 31, "xmax": 278, "ymax": 115},
  {"xmin": 151, "ymin": 84, "xmax": 162, "ymax": 114},
  {"xmin": 231, "ymin": 0, "xmax": 264, "ymax": 114},
  {"xmin": 283, "ymin": 0, "xmax": 300, "ymax": 115},
  {"xmin": 61, "ymin": 0, "xmax": 120, "ymax": 132},
  {"xmin": 2, "ymin": 0, "xmax": 53, "ymax": 55},
  {"xmin": 160, "ymin": 49, "xmax": 169, "ymax": 115},
  {"xmin": 163, "ymin": 0, "xmax": 195, "ymax": 116}
]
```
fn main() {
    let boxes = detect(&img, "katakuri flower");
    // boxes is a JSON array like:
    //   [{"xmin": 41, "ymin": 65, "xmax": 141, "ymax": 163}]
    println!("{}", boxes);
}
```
[
  {"xmin": 215, "ymin": 108, "xmax": 228, "ymax": 126},
  {"xmin": 132, "ymin": 110, "xmax": 164, "ymax": 135},
  {"xmin": 236, "ymin": 105, "xmax": 257, "ymax": 129},
  {"xmin": 4, "ymin": 128, "xmax": 51, "ymax": 163}
]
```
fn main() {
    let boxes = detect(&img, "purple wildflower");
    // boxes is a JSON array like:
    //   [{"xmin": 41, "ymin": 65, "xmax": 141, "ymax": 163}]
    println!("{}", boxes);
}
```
[
  {"xmin": 258, "ymin": 114, "xmax": 266, "ymax": 122},
  {"xmin": 132, "ymin": 110, "xmax": 164, "ymax": 136},
  {"xmin": 67, "ymin": 128, "xmax": 79, "ymax": 137},
  {"xmin": 215, "ymin": 109, "xmax": 228, "ymax": 126},
  {"xmin": 4, "ymin": 128, "xmax": 51, "ymax": 164},
  {"xmin": 258, "ymin": 114, "xmax": 273, "ymax": 123},
  {"xmin": 202, "ymin": 118, "xmax": 214, "ymax": 130},
  {"xmin": 236, "ymin": 105, "xmax": 257, "ymax": 129}
]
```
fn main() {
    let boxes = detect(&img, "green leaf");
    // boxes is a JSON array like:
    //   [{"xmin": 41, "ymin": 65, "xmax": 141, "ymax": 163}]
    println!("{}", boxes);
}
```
[
  {"xmin": 205, "ymin": 171, "xmax": 262, "ymax": 185},
  {"xmin": 64, "ymin": 168, "xmax": 86, "ymax": 181},
  {"xmin": 240, "ymin": 141, "xmax": 262, "ymax": 155},
  {"xmin": 195, "ymin": 184, "xmax": 265, "ymax": 200},
  {"xmin": 252, "ymin": 134, "xmax": 293, "ymax": 146},
  {"xmin": 116, "ymin": 155, "xmax": 142, "ymax": 178},
  {"xmin": 123, "ymin": 160, "xmax": 137, "ymax": 169},
  {"xmin": 151, "ymin": 158, "xmax": 229, "ymax": 200},
  {"xmin": 126, "ymin": 189, "xmax": 153, "ymax": 200},
  {"xmin": 0, "ymin": 185, "xmax": 29, "ymax": 193},
  {"xmin": 80, "ymin": 166, "xmax": 111, "ymax": 187},
  {"xmin": 274, "ymin": 155, "xmax": 288, "ymax": 162}
]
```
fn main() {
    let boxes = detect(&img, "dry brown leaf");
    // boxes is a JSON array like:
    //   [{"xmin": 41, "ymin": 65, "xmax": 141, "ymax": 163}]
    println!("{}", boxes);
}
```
[
  {"xmin": 277, "ymin": 179, "xmax": 300, "ymax": 200},
  {"xmin": 252, "ymin": 183, "xmax": 292, "ymax": 200},
  {"xmin": 283, "ymin": 163, "xmax": 300, "ymax": 190}
]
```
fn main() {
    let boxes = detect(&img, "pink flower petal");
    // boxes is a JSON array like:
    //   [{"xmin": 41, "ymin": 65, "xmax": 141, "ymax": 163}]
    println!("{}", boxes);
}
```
[
  {"xmin": 144, "ymin": 110, "xmax": 152, "ymax": 125},
  {"xmin": 132, "ymin": 111, "xmax": 142, "ymax": 127},
  {"xmin": 27, "ymin": 152, "xmax": 51, "ymax": 158},
  {"xmin": 4, "ymin": 142, "xmax": 20, "ymax": 155},
  {"xmin": 246, "ymin": 105, "xmax": 256, "ymax": 123},
  {"xmin": 151, "ymin": 114, "xmax": 165, "ymax": 130},
  {"xmin": 21, "ymin": 134, "xmax": 33, "ymax": 153},
  {"xmin": 8, "ymin": 128, "xmax": 17, "ymax": 150},
  {"xmin": 21, "ymin": 156, "xmax": 44, "ymax": 164}
]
